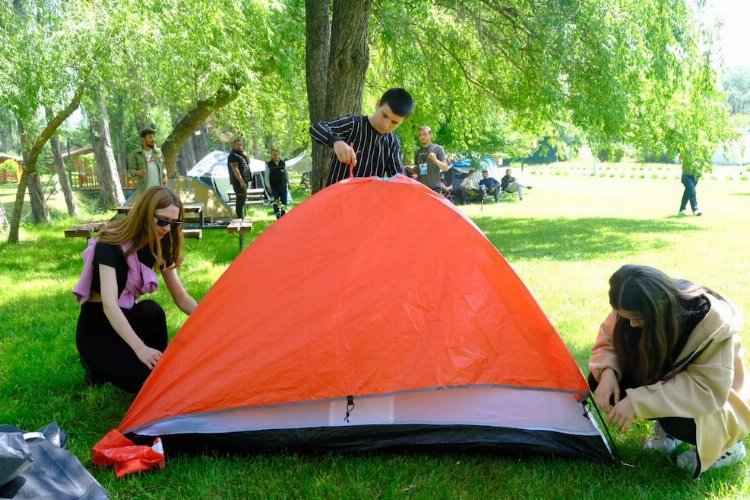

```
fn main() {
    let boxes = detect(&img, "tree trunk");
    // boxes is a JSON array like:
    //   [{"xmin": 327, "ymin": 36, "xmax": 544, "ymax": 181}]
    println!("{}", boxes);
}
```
[
  {"xmin": 45, "ymin": 106, "xmax": 79, "ymax": 216},
  {"xmin": 88, "ymin": 86, "xmax": 125, "ymax": 209},
  {"xmin": 305, "ymin": 0, "xmax": 372, "ymax": 193},
  {"xmin": 17, "ymin": 118, "xmax": 51, "ymax": 223},
  {"xmin": 27, "ymin": 171, "xmax": 48, "ymax": 223},
  {"xmin": 161, "ymin": 82, "xmax": 244, "ymax": 176},
  {"xmin": 8, "ymin": 84, "xmax": 84, "ymax": 243},
  {"xmin": 111, "ymin": 95, "xmax": 128, "ymax": 178},
  {"xmin": 179, "ymin": 134, "xmax": 196, "ymax": 175},
  {"xmin": 326, "ymin": 0, "xmax": 371, "ymax": 118},
  {"xmin": 306, "ymin": 0, "xmax": 331, "ymax": 193},
  {"xmin": 193, "ymin": 124, "xmax": 210, "ymax": 161}
]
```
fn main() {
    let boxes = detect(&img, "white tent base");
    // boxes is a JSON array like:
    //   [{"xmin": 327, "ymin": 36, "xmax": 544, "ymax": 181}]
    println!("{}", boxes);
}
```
[{"xmin": 127, "ymin": 386, "xmax": 613, "ymax": 461}]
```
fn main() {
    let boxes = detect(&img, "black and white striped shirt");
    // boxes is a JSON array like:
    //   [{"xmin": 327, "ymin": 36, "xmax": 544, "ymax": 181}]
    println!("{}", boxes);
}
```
[{"xmin": 310, "ymin": 115, "xmax": 404, "ymax": 186}]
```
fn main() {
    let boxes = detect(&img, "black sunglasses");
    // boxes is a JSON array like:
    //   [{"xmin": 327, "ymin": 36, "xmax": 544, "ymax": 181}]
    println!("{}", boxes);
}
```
[{"xmin": 155, "ymin": 216, "xmax": 183, "ymax": 229}]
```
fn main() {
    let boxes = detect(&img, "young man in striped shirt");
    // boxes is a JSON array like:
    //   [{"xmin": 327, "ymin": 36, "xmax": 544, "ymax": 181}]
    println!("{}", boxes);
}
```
[{"xmin": 310, "ymin": 88, "xmax": 414, "ymax": 187}]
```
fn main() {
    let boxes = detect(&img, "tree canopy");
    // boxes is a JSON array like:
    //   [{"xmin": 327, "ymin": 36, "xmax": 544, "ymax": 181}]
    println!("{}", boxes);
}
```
[{"xmin": 1, "ymin": 0, "xmax": 736, "ymax": 240}]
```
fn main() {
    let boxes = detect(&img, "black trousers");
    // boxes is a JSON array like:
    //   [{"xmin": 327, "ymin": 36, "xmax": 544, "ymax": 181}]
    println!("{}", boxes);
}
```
[
  {"xmin": 270, "ymin": 188, "xmax": 287, "ymax": 219},
  {"xmin": 587, "ymin": 372, "xmax": 696, "ymax": 444},
  {"xmin": 231, "ymin": 184, "xmax": 247, "ymax": 218},
  {"xmin": 76, "ymin": 300, "xmax": 168, "ymax": 393}
]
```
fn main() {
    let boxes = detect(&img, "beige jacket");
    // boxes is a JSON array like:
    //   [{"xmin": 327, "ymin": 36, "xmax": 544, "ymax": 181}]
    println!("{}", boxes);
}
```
[{"xmin": 589, "ymin": 294, "xmax": 750, "ymax": 474}]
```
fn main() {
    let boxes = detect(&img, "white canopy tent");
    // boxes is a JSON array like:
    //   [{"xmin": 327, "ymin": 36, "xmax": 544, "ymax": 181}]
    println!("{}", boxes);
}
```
[{"xmin": 188, "ymin": 151, "xmax": 267, "ymax": 202}]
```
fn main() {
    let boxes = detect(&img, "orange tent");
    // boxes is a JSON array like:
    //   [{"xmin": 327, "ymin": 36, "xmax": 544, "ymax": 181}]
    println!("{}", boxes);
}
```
[{"xmin": 103, "ymin": 175, "xmax": 613, "ymax": 461}]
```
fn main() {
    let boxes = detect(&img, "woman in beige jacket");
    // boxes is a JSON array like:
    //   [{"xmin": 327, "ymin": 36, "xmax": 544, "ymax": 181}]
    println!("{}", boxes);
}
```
[{"xmin": 588, "ymin": 264, "xmax": 750, "ymax": 477}]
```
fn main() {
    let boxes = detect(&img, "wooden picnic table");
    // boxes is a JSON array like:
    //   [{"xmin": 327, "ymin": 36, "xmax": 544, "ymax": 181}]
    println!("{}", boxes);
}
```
[
  {"xmin": 64, "ymin": 221, "xmax": 106, "ymax": 239},
  {"xmin": 227, "ymin": 218, "xmax": 253, "ymax": 251}
]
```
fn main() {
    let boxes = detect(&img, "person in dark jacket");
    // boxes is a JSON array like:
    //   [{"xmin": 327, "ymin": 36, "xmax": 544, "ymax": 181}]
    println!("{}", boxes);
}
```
[
  {"xmin": 479, "ymin": 170, "xmax": 501, "ymax": 202},
  {"xmin": 227, "ymin": 138, "xmax": 251, "ymax": 218},
  {"xmin": 500, "ymin": 168, "xmax": 532, "ymax": 200},
  {"xmin": 265, "ymin": 149, "xmax": 291, "ymax": 219}
]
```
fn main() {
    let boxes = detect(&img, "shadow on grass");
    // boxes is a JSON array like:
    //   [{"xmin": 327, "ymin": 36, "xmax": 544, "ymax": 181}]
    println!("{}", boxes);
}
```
[{"xmin": 473, "ymin": 217, "xmax": 700, "ymax": 261}]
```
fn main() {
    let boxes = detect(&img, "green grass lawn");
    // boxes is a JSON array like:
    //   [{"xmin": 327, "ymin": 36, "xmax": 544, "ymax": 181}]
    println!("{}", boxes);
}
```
[{"xmin": 1, "ymin": 165, "xmax": 750, "ymax": 499}]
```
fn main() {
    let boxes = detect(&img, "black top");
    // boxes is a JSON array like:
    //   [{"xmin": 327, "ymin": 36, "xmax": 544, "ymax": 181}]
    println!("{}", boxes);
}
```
[
  {"xmin": 227, "ymin": 149, "xmax": 251, "ymax": 186},
  {"xmin": 91, "ymin": 242, "xmax": 161, "ymax": 297},
  {"xmin": 266, "ymin": 160, "xmax": 288, "ymax": 191},
  {"xmin": 310, "ymin": 115, "xmax": 404, "ymax": 186},
  {"xmin": 500, "ymin": 175, "xmax": 516, "ymax": 191}
]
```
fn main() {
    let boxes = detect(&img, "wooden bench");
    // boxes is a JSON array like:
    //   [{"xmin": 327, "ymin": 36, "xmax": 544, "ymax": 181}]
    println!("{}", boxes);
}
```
[
  {"xmin": 183, "ymin": 228, "xmax": 202, "ymax": 239},
  {"xmin": 227, "ymin": 218, "xmax": 253, "ymax": 251},
  {"xmin": 64, "ymin": 222, "xmax": 106, "ymax": 239},
  {"xmin": 227, "ymin": 189, "xmax": 266, "ymax": 216}
]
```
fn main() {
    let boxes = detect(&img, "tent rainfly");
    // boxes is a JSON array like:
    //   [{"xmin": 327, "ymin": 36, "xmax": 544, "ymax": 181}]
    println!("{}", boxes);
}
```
[{"xmin": 96, "ymin": 175, "xmax": 614, "ymax": 463}]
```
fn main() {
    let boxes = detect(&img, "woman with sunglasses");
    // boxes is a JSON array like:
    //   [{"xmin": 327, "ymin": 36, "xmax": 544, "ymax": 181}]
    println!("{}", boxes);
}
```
[
  {"xmin": 73, "ymin": 186, "xmax": 197, "ymax": 393},
  {"xmin": 588, "ymin": 264, "xmax": 749, "ymax": 477}
]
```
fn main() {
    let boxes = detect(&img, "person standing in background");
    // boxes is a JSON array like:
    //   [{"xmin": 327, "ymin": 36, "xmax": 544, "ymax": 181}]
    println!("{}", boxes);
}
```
[
  {"xmin": 413, "ymin": 125, "xmax": 449, "ymax": 193},
  {"xmin": 265, "ymin": 148, "xmax": 290, "ymax": 219},
  {"xmin": 228, "ymin": 138, "xmax": 251, "ymax": 219},
  {"xmin": 127, "ymin": 128, "xmax": 167, "ymax": 195}
]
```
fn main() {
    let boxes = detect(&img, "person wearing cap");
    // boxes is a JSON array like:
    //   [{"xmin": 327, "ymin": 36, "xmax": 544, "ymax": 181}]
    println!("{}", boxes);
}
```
[{"xmin": 127, "ymin": 128, "xmax": 167, "ymax": 194}]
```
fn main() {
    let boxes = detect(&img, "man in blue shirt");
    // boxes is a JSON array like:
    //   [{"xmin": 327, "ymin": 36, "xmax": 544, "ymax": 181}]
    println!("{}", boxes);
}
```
[{"xmin": 479, "ymin": 170, "xmax": 501, "ymax": 202}]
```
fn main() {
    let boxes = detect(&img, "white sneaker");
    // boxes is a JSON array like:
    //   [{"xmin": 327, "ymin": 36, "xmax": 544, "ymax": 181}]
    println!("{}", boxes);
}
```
[
  {"xmin": 676, "ymin": 441, "xmax": 746, "ymax": 474},
  {"xmin": 644, "ymin": 421, "xmax": 682, "ymax": 455},
  {"xmin": 678, "ymin": 210, "xmax": 687, "ymax": 217},
  {"xmin": 694, "ymin": 210, "xmax": 702, "ymax": 216}
]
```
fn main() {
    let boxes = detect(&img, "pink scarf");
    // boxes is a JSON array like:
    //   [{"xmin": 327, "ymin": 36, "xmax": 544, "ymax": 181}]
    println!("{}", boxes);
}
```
[{"xmin": 72, "ymin": 239, "xmax": 158, "ymax": 309}]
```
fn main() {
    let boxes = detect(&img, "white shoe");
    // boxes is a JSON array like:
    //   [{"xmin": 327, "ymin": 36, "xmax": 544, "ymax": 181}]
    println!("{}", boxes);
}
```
[
  {"xmin": 676, "ymin": 441, "xmax": 746, "ymax": 474},
  {"xmin": 694, "ymin": 210, "xmax": 702, "ymax": 216},
  {"xmin": 678, "ymin": 210, "xmax": 687, "ymax": 217},
  {"xmin": 644, "ymin": 421, "xmax": 681, "ymax": 455}
]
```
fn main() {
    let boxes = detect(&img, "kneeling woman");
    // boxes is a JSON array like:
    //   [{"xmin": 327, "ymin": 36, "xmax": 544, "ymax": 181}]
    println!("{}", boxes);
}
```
[
  {"xmin": 73, "ymin": 187, "xmax": 197, "ymax": 393},
  {"xmin": 588, "ymin": 264, "xmax": 750, "ymax": 477}
]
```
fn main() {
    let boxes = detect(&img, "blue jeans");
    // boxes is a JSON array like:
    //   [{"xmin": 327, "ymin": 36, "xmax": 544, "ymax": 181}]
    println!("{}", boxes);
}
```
[{"xmin": 680, "ymin": 174, "xmax": 699, "ymax": 212}]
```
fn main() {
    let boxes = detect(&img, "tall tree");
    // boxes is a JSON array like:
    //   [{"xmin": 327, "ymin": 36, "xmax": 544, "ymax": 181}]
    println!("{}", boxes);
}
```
[
  {"xmin": 2, "ymin": 0, "xmax": 110, "ymax": 243},
  {"xmin": 305, "ymin": 0, "xmax": 372, "ymax": 192},
  {"xmin": 368, "ymin": 0, "xmax": 729, "ymax": 173},
  {"xmin": 106, "ymin": 0, "xmax": 273, "ymax": 176}
]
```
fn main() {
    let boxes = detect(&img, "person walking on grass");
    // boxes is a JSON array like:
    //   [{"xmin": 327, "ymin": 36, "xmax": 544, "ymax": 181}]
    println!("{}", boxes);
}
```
[
  {"xmin": 73, "ymin": 187, "xmax": 198, "ymax": 393},
  {"xmin": 678, "ymin": 167, "xmax": 702, "ymax": 216},
  {"xmin": 310, "ymin": 87, "xmax": 414, "ymax": 187},
  {"xmin": 588, "ymin": 264, "xmax": 749, "ymax": 477}
]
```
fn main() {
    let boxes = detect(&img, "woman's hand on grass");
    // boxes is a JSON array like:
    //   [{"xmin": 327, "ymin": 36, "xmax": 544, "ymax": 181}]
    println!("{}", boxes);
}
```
[{"xmin": 607, "ymin": 397, "xmax": 635, "ymax": 433}]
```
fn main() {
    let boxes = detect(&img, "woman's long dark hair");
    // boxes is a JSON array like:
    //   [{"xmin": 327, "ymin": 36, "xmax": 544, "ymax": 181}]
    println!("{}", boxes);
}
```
[{"xmin": 609, "ymin": 265, "xmax": 713, "ymax": 385}]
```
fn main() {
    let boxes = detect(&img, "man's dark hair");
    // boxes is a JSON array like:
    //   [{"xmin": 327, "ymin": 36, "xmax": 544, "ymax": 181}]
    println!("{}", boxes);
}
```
[
  {"xmin": 380, "ymin": 88, "xmax": 414, "ymax": 117},
  {"xmin": 140, "ymin": 128, "xmax": 156, "ymax": 138}
]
